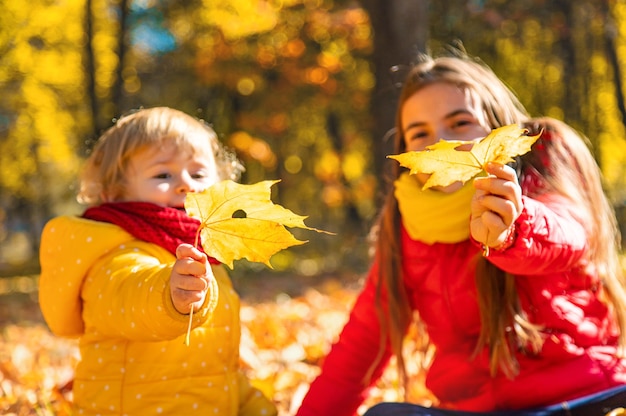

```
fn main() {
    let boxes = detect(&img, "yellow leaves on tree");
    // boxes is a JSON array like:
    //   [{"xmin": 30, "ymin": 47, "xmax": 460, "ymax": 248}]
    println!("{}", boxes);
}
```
[
  {"xmin": 185, "ymin": 179, "xmax": 331, "ymax": 269},
  {"xmin": 388, "ymin": 124, "xmax": 540, "ymax": 189},
  {"xmin": 201, "ymin": 0, "xmax": 278, "ymax": 40},
  {"xmin": 0, "ymin": 0, "xmax": 86, "ymax": 199}
]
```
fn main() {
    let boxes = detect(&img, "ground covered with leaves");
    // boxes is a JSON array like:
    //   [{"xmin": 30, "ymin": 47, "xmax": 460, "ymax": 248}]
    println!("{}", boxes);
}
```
[{"xmin": 0, "ymin": 273, "xmax": 434, "ymax": 416}]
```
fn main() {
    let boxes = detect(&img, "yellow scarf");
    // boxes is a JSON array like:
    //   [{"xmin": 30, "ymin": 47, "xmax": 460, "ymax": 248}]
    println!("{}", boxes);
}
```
[{"xmin": 394, "ymin": 173, "xmax": 474, "ymax": 244}]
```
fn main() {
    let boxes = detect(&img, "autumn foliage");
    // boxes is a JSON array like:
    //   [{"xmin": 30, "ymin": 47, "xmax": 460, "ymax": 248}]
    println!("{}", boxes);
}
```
[{"xmin": 0, "ymin": 275, "xmax": 436, "ymax": 416}]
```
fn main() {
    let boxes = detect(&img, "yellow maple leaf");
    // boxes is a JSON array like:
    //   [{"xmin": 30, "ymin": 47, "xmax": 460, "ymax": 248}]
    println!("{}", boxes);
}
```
[
  {"xmin": 387, "ymin": 124, "xmax": 540, "ymax": 190},
  {"xmin": 185, "ymin": 179, "xmax": 330, "ymax": 269}
]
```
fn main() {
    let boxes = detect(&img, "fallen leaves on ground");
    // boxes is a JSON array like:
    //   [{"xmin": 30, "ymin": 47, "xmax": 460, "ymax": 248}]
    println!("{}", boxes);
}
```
[
  {"xmin": 0, "ymin": 276, "xmax": 435, "ymax": 415},
  {"xmin": 0, "ymin": 325, "xmax": 77, "ymax": 416}
]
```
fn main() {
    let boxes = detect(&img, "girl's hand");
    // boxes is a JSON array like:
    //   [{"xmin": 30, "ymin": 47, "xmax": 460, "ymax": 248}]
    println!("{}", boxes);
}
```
[
  {"xmin": 470, "ymin": 163, "xmax": 522, "ymax": 251},
  {"xmin": 170, "ymin": 243, "xmax": 213, "ymax": 314}
]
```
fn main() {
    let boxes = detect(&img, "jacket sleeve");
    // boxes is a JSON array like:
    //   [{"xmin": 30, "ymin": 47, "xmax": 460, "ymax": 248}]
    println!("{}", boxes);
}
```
[
  {"xmin": 81, "ymin": 243, "xmax": 215, "ymax": 342},
  {"xmin": 487, "ymin": 195, "xmax": 588, "ymax": 275},
  {"xmin": 295, "ymin": 261, "xmax": 394, "ymax": 416}
]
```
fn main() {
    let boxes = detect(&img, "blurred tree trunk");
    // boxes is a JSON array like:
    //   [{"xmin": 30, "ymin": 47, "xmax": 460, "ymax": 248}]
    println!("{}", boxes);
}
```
[
  {"xmin": 84, "ymin": 0, "xmax": 129, "ymax": 143},
  {"xmin": 555, "ymin": 1, "xmax": 581, "ymax": 124},
  {"xmin": 84, "ymin": 0, "xmax": 98, "ymax": 150},
  {"xmin": 602, "ymin": 0, "xmax": 626, "ymax": 136},
  {"xmin": 112, "ymin": 0, "xmax": 129, "ymax": 118},
  {"xmin": 359, "ymin": 0, "xmax": 429, "ymax": 194}
]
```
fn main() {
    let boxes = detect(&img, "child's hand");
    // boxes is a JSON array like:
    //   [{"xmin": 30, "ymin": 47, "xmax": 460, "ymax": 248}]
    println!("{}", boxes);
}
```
[
  {"xmin": 470, "ymin": 163, "xmax": 522, "ymax": 250},
  {"xmin": 170, "ymin": 243, "xmax": 214, "ymax": 314}
]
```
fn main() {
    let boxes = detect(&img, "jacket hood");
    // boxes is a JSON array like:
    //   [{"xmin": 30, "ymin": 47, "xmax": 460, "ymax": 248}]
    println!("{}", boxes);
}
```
[{"xmin": 39, "ymin": 215, "xmax": 135, "ymax": 336}]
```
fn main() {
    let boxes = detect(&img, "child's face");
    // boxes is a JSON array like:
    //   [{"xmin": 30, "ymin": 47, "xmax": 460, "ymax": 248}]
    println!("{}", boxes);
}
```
[
  {"xmin": 120, "ymin": 144, "xmax": 219, "ymax": 208},
  {"xmin": 401, "ymin": 82, "xmax": 490, "ymax": 192}
]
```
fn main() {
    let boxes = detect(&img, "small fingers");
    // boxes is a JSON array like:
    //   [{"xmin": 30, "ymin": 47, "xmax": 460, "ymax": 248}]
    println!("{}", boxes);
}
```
[
  {"xmin": 174, "ymin": 257, "xmax": 208, "ymax": 279},
  {"xmin": 172, "ymin": 288, "xmax": 206, "ymax": 314},
  {"xmin": 479, "ymin": 210, "xmax": 506, "ymax": 231},
  {"xmin": 476, "ymin": 194, "xmax": 518, "ymax": 227},
  {"xmin": 484, "ymin": 162, "xmax": 518, "ymax": 182},
  {"xmin": 474, "ymin": 174, "xmax": 519, "ymax": 199},
  {"xmin": 175, "ymin": 274, "xmax": 209, "ymax": 291},
  {"xmin": 473, "ymin": 165, "xmax": 522, "ymax": 223},
  {"xmin": 170, "ymin": 274, "xmax": 210, "ymax": 314},
  {"xmin": 175, "ymin": 244, "xmax": 206, "ymax": 262}
]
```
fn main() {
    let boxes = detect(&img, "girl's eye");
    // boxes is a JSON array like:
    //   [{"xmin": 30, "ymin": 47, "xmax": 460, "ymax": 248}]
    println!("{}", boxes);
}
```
[
  {"xmin": 154, "ymin": 173, "xmax": 171, "ymax": 179},
  {"xmin": 406, "ymin": 130, "xmax": 428, "ymax": 141},
  {"xmin": 452, "ymin": 119, "xmax": 475, "ymax": 128}
]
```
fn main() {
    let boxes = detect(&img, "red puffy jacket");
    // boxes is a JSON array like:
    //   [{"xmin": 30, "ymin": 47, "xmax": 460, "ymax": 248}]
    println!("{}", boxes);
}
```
[{"xmin": 296, "ymin": 196, "xmax": 626, "ymax": 415}]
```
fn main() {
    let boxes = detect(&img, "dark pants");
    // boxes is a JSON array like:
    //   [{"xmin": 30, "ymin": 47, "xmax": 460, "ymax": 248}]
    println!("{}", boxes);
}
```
[{"xmin": 362, "ymin": 385, "xmax": 626, "ymax": 416}]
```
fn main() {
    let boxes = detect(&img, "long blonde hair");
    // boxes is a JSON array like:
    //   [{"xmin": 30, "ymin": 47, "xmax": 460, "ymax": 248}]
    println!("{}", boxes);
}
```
[
  {"xmin": 368, "ymin": 51, "xmax": 532, "ymax": 389},
  {"xmin": 78, "ymin": 107, "xmax": 243, "ymax": 205}
]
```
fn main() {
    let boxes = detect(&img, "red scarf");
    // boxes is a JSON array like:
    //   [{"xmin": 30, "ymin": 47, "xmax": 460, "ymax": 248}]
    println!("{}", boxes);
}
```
[{"xmin": 83, "ymin": 202, "xmax": 220, "ymax": 264}]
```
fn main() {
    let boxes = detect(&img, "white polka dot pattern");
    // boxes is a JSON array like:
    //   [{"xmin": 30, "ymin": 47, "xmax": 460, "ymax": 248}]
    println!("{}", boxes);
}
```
[{"xmin": 39, "ymin": 216, "xmax": 277, "ymax": 415}]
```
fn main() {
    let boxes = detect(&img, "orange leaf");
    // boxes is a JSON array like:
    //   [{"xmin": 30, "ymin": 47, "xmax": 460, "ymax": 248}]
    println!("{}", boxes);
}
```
[{"xmin": 388, "ymin": 124, "xmax": 540, "ymax": 189}]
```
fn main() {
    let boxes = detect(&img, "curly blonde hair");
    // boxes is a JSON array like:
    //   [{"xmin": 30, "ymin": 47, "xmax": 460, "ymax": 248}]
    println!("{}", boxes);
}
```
[{"xmin": 78, "ymin": 107, "xmax": 244, "ymax": 205}]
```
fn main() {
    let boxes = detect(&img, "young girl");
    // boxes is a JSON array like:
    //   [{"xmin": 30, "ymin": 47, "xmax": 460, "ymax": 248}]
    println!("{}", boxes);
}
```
[
  {"xmin": 39, "ymin": 107, "xmax": 277, "ymax": 415},
  {"xmin": 295, "ymin": 54, "xmax": 626, "ymax": 415}
]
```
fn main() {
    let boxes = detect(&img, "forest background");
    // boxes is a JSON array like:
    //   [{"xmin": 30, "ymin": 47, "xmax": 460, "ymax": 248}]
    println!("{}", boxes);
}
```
[
  {"xmin": 2, "ymin": 0, "xmax": 626, "ymax": 277},
  {"xmin": 1, "ymin": 0, "xmax": 626, "ymax": 414}
]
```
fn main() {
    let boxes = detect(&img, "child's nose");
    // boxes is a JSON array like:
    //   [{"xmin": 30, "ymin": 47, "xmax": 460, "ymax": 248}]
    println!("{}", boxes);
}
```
[{"xmin": 177, "ymin": 173, "xmax": 199, "ymax": 193}]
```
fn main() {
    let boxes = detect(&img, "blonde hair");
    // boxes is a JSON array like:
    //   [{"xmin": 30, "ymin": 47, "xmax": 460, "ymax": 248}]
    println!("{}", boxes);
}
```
[
  {"xmin": 368, "ymin": 52, "xmax": 531, "ymax": 389},
  {"xmin": 519, "ymin": 117, "xmax": 626, "ymax": 347},
  {"xmin": 78, "ymin": 107, "xmax": 243, "ymax": 205}
]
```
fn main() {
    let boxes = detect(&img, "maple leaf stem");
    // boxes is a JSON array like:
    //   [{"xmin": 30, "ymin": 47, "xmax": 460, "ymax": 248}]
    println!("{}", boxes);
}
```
[
  {"xmin": 482, "ymin": 229, "xmax": 490, "ymax": 257},
  {"xmin": 185, "ymin": 307, "xmax": 193, "ymax": 346},
  {"xmin": 184, "ymin": 226, "xmax": 203, "ymax": 347},
  {"xmin": 469, "ymin": 151, "xmax": 483, "ymax": 171},
  {"xmin": 194, "ymin": 229, "xmax": 201, "ymax": 251}
]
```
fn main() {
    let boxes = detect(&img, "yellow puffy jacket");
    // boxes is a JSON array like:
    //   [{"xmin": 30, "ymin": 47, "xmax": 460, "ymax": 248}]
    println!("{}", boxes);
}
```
[{"xmin": 39, "ymin": 216, "xmax": 276, "ymax": 416}]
